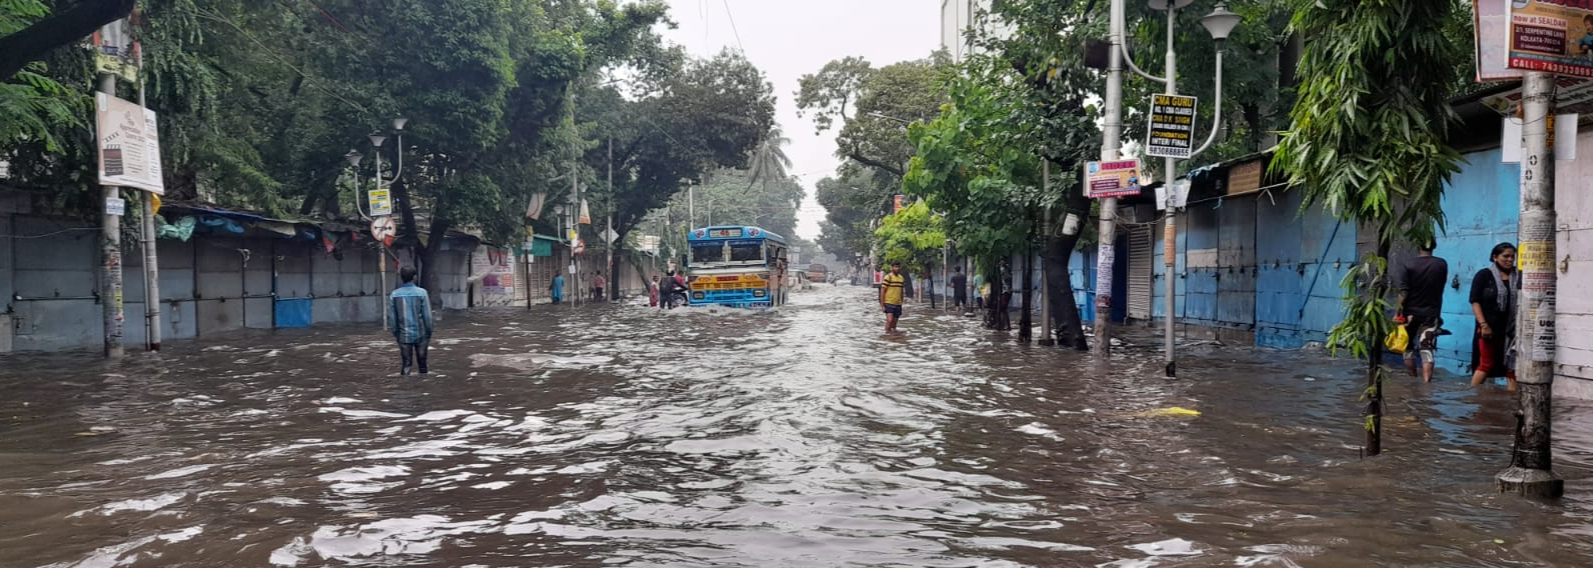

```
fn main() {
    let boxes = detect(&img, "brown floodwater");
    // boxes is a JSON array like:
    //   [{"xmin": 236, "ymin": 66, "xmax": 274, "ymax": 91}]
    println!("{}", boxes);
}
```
[{"xmin": 3, "ymin": 284, "xmax": 1593, "ymax": 567}]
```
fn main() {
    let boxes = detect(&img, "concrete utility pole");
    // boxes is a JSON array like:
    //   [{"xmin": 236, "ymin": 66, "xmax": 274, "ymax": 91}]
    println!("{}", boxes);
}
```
[
  {"xmin": 1497, "ymin": 70, "xmax": 1564, "ymax": 498},
  {"xmin": 1092, "ymin": 0, "xmax": 1126, "ymax": 357},
  {"xmin": 138, "ymin": 80, "xmax": 161, "ymax": 351},
  {"xmin": 607, "ymin": 137, "xmax": 614, "ymax": 301},
  {"xmin": 1159, "ymin": 6, "xmax": 1179, "ymax": 376},
  {"xmin": 98, "ymin": 73, "xmax": 124, "ymax": 360},
  {"xmin": 1040, "ymin": 161, "xmax": 1054, "ymax": 346}
]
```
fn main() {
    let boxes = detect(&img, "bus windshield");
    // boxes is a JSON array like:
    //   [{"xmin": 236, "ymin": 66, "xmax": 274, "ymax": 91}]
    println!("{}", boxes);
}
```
[{"xmin": 691, "ymin": 241, "xmax": 765, "ymax": 265}]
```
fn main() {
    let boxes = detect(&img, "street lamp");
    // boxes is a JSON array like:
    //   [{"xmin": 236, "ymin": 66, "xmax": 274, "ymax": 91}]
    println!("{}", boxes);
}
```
[
  {"xmin": 1119, "ymin": 0, "xmax": 1240, "ymax": 376},
  {"xmin": 392, "ymin": 117, "xmax": 408, "ymax": 184}
]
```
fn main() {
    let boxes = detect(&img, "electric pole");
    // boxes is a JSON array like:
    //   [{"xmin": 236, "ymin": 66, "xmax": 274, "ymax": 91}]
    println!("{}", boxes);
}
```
[
  {"xmin": 1497, "ymin": 70, "xmax": 1564, "ymax": 498},
  {"xmin": 98, "ymin": 72, "xmax": 124, "ymax": 360},
  {"xmin": 1092, "ymin": 0, "xmax": 1126, "ymax": 357}
]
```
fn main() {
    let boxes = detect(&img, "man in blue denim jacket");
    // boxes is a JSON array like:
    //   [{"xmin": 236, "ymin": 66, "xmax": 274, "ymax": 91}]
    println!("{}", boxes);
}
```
[{"xmin": 390, "ymin": 266, "xmax": 434, "ymax": 375}]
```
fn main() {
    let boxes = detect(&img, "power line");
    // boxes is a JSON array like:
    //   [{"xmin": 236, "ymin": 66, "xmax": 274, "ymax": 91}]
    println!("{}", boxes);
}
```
[{"xmin": 720, "ymin": 0, "xmax": 746, "ymax": 54}]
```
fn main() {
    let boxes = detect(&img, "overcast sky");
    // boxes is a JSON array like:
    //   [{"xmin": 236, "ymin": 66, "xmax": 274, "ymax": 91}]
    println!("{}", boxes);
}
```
[{"xmin": 656, "ymin": 0, "xmax": 941, "ymax": 240}]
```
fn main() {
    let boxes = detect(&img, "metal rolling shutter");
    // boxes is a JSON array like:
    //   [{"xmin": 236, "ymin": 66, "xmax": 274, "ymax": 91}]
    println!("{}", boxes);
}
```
[{"xmin": 1127, "ymin": 224, "xmax": 1153, "ymax": 321}]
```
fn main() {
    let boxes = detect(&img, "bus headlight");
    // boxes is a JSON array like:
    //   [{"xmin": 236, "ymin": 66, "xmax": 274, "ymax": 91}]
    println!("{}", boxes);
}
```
[
  {"xmin": 752, "ymin": 290, "xmax": 766, "ymax": 298},
  {"xmin": 692, "ymin": 292, "xmax": 706, "ymax": 300}
]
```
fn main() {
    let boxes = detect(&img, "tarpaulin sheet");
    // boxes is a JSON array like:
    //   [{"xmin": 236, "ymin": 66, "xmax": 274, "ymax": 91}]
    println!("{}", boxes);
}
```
[{"xmin": 274, "ymin": 298, "xmax": 312, "ymax": 328}]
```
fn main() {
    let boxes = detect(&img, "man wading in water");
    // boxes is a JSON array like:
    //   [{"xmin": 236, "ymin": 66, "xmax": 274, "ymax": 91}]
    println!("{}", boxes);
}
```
[
  {"xmin": 880, "ymin": 261, "xmax": 906, "ymax": 333},
  {"xmin": 390, "ymin": 266, "xmax": 434, "ymax": 375}
]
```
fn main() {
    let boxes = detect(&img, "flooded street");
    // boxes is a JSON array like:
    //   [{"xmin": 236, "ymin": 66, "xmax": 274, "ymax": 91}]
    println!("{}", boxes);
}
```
[{"xmin": 6, "ymin": 284, "xmax": 1593, "ymax": 567}]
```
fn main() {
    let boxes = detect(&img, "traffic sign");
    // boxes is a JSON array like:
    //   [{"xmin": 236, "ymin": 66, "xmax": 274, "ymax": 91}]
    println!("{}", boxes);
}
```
[{"xmin": 370, "ymin": 215, "xmax": 396, "ymax": 246}]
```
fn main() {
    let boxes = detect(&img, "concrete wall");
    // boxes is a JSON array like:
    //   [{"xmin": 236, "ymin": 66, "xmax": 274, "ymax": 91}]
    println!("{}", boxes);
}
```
[
  {"xmin": 1, "ymin": 208, "xmax": 476, "ymax": 353},
  {"xmin": 1557, "ymin": 134, "xmax": 1593, "ymax": 397}
]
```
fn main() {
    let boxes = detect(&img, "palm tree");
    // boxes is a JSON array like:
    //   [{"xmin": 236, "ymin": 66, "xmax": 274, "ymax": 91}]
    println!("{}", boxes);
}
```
[{"xmin": 745, "ymin": 125, "xmax": 793, "ymax": 193}]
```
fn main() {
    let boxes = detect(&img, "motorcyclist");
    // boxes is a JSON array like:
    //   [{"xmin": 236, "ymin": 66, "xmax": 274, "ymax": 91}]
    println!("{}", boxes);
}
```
[{"xmin": 660, "ymin": 270, "xmax": 690, "ymax": 309}]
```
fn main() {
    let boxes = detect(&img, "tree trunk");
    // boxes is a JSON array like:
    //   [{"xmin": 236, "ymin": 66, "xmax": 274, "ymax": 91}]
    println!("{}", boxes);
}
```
[
  {"xmin": 1047, "ymin": 190, "xmax": 1091, "ymax": 350},
  {"xmin": 392, "ymin": 178, "xmax": 421, "ymax": 243},
  {"xmin": 1020, "ymin": 229, "xmax": 1033, "ymax": 343},
  {"xmin": 1365, "ymin": 236, "xmax": 1392, "ymax": 457},
  {"xmin": 419, "ymin": 218, "xmax": 454, "ymax": 308},
  {"xmin": 1045, "ymin": 236, "xmax": 1087, "ymax": 350}
]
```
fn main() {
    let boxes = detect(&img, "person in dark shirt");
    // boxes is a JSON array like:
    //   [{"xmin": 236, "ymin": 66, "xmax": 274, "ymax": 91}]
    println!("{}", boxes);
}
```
[
  {"xmin": 951, "ymin": 266, "xmax": 969, "ymax": 310},
  {"xmin": 1469, "ymin": 242, "xmax": 1518, "ymax": 390},
  {"xmin": 1396, "ymin": 242, "xmax": 1448, "ymax": 382}
]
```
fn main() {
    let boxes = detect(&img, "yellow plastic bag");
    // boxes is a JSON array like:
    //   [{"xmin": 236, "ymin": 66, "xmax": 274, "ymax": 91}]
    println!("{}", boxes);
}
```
[{"xmin": 1385, "ymin": 324, "xmax": 1409, "ymax": 354}]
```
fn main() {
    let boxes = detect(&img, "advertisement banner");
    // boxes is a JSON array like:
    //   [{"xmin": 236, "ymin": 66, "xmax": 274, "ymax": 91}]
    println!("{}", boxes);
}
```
[
  {"xmin": 471, "ymin": 247, "xmax": 517, "ymax": 305},
  {"xmin": 95, "ymin": 93, "xmax": 164, "ymax": 194},
  {"xmin": 1506, "ymin": 0, "xmax": 1593, "ymax": 78},
  {"xmin": 1146, "ymin": 94, "xmax": 1198, "ymax": 158},
  {"xmin": 1083, "ymin": 159, "xmax": 1144, "ymax": 199},
  {"xmin": 1476, "ymin": 0, "xmax": 1523, "ymax": 81}
]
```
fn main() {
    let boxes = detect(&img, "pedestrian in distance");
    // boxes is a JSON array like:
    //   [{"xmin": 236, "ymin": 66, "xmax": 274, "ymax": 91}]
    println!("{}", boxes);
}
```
[
  {"xmin": 1396, "ymin": 240, "xmax": 1448, "ymax": 383},
  {"xmin": 551, "ymin": 271, "xmax": 565, "ymax": 305},
  {"xmin": 390, "ymin": 266, "xmax": 433, "ymax": 376},
  {"xmin": 951, "ymin": 266, "xmax": 968, "ymax": 310},
  {"xmin": 593, "ymin": 271, "xmax": 606, "ymax": 302},
  {"xmin": 649, "ymin": 274, "xmax": 661, "ymax": 307},
  {"xmin": 1470, "ymin": 242, "xmax": 1519, "ymax": 390},
  {"xmin": 972, "ymin": 271, "xmax": 985, "ymax": 310},
  {"xmin": 880, "ymin": 261, "xmax": 906, "ymax": 333}
]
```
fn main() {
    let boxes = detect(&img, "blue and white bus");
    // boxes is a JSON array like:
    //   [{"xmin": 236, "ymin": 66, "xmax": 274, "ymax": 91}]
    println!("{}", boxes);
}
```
[{"xmin": 685, "ymin": 225, "xmax": 790, "ymax": 308}]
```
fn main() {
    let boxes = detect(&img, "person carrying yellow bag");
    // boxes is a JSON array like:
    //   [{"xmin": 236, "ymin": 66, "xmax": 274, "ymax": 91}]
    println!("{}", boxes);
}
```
[{"xmin": 1385, "ymin": 317, "xmax": 1409, "ymax": 355}]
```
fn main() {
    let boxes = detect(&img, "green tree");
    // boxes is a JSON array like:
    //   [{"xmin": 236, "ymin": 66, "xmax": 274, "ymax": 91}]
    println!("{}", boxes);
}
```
[
  {"xmin": 873, "ymin": 200, "xmax": 944, "ymax": 275},
  {"xmin": 580, "ymin": 49, "xmax": 777, "ymax": 266},
  {"xmin": 745, "ymin": 125, "xmax": 793, "ymax": 192},
  {"xmin": 1271, "ymin": 0, "xmax": 1464, "ymax": 456}
]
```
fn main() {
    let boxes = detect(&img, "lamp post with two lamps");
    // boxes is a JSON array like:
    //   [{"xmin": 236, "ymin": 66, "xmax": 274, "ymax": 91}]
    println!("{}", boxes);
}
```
[{"xmin": 1092, "ymin": 0, "xmax": 1241, "ymax": 375}]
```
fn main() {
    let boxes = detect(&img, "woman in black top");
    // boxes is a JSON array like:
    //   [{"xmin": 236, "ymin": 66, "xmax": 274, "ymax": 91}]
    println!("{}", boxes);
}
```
[{"xmin": 1470, "ymin": 242, "xmax": 1518, "ymax": 390}]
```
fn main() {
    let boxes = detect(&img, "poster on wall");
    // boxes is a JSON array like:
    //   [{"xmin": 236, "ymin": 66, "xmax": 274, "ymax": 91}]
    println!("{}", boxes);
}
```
[
  {"xmin": 1505, "ymin": 0, "xmax": 1593, "ymax": 78},
  {"xmin": 471, "ymin": 247, "xmax": 517, "ymax": 304}
]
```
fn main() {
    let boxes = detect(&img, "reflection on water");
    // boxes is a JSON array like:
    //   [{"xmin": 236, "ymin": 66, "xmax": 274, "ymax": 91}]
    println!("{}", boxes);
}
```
[{"xmin": 3, "ymin": 285, "xmax": 1593, "ymax": 567}]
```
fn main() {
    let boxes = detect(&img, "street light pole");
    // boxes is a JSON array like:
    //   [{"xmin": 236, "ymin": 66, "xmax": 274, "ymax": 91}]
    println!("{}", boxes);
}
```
[{"xmin": 369, "ymin": 133, "xmax": 388, "ymax": 328}]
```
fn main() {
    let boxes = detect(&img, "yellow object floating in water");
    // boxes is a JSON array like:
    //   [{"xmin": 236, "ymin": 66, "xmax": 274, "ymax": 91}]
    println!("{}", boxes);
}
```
[{"xmin": 1140, "ymin": 407, "xmax": 1201, "ymax": 418}]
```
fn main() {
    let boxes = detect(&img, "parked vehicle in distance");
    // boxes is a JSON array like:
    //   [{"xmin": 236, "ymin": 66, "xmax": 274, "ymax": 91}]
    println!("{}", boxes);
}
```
[{"xmin": 806, "ymin": 263, "xmax": 828, "ymax": 283}]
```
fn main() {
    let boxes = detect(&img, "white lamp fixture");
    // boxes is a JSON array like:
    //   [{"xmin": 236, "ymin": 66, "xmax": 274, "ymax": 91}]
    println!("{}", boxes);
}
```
[
  {"xmin": 1201, "ymin": 2, "xmax": 1242, "ymax": 43},
  {"xmin": 1147, "ymin": 0, "xmax": 1195, "ymax": 10},
  {"xmin": 368, "ymin": 133, "xmax": 387, "ymax": 148},
  {"xmin": 344, "ymin": 149, "xmax": 363, "ymax": 167},
  {"xmin": 393, "ymin": 116, "xmax": 409, "ymax": 132}
]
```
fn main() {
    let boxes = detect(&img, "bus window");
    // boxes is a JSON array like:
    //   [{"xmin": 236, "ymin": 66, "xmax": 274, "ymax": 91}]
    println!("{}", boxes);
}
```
[
  {"xmin": 730, "ymin": 243, "xmax": 764, "ymax": 262},
  {"xmin": 691, "ymin": 243, "xmax": 723, "ymax": 264}
]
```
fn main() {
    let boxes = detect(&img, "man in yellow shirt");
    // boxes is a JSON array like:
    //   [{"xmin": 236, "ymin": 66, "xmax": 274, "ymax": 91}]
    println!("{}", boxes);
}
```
[{"xmin": 880, "ymin": 261, "xmax": 906, "ymax": 332}]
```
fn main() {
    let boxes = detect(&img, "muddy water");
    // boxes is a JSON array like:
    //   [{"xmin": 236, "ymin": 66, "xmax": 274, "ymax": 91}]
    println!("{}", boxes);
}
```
[{"xmin": 3, "ymin": 284, "xmax": 1593, "ymax": 567}]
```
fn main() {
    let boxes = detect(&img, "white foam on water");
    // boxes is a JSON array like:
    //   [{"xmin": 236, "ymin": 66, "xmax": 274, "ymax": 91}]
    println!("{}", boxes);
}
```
[
  {"xmin": 405, "ymin": 410, "xmax": 476, "ymax": 422},
  {"xmin": 158, "ymin": 526, "xmax": 204, "ymax": 543},
  {"xmin": 319, "ymin": 407, "xmax": 411, "ymax": 419},
  {"xmin": 71, "ymin": 492, "xmax": 187, "ymax": 517},
  {"xmin": 1128, "ymin": 538, "xmax": 1203, "ymax": 557},
  {"xmin": 1016, "ymin": 422, "xmax": 1063, "ymax": 441},
  {"xmin": 145, "ymin": 464, "xmax": 216, "ymax": 480}
]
